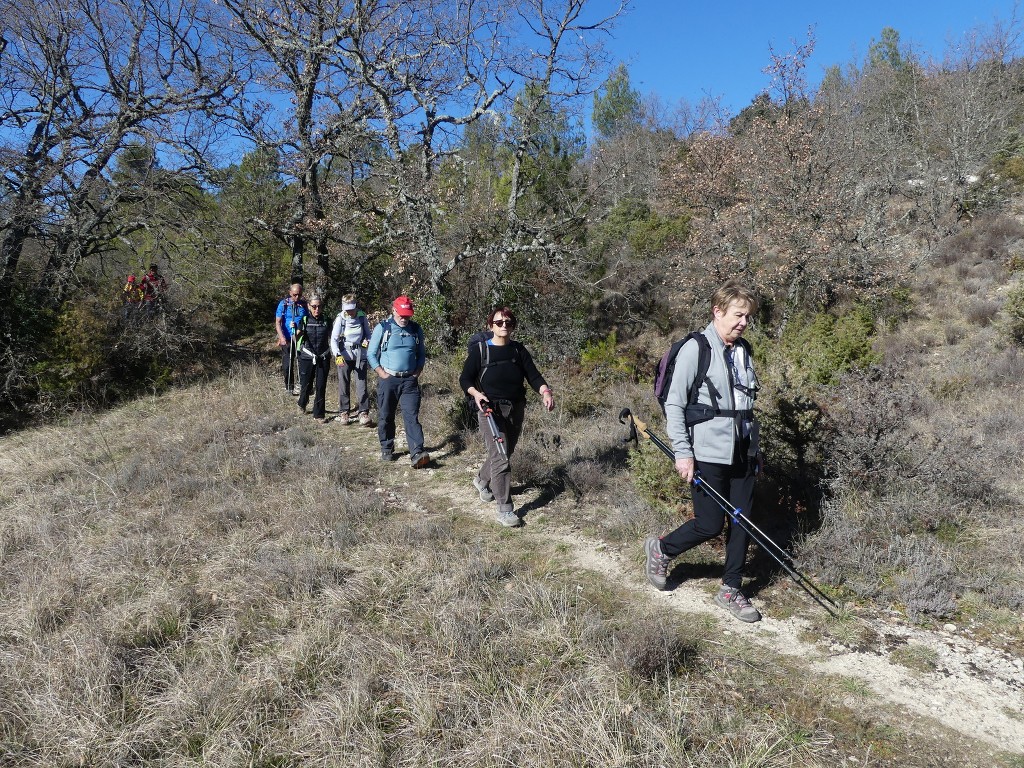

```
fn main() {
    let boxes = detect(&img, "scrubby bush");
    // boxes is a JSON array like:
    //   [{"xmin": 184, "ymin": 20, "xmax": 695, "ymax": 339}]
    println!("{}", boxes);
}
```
[
  {"xmin": 778, "ymin": 305, "xmax": 881, "ymax": 387},
  {"xmin": 1003, "ymin": 279, "xmax": 1024, "ymax": 344}
]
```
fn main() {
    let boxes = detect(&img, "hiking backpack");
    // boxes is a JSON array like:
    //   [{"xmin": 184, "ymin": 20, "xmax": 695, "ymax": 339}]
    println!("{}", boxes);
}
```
[
  {"xmin": 379, "ymin": 317, "xmax": 422, "ymax": 353},
  {"xmin": 653, "ymin": 332, "xmax": 753, "ymax": 423}
]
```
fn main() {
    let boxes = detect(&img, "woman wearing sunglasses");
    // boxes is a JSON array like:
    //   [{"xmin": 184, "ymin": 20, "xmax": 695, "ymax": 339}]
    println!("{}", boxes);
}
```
[{"xmin": 460, "ymin": 307, "xmax": 554, "ymax": 527}]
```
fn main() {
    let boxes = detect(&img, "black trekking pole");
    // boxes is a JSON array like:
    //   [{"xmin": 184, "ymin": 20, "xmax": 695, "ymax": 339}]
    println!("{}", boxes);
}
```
[
  {"xmin": 482, "ymin": 403, "xmax": 507, "ymax": 458},
  {"xmin": 286, "ymin": 333, "xmax": 296, "ymax": 392},
  {"xmin": 691, "ymin": 473, "xmax": 840, "ymax": 617},
  {"xmin": 618, "ymin": 407, "xmax": 675, "ymax": 460},
  {"xmin": 619, "ymin": 408, "xmax": 841, "ymax": 618}
]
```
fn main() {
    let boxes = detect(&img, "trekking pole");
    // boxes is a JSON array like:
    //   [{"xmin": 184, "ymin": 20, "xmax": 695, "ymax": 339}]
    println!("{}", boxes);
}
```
[
  {"xmin": 691, "ymin": 472, "xmax": 841, "ymax": 617},
  {"xmin": 618, "ymin": 408, "xmax": 674, "ymax": 460},
  {"xmin": 286, "ymin": 333, "xmax": 296, "ymax": 392},
  {"xmin": 482, "ymin": 403, "xmax": 507, "ymax": 458},
  {"xmin": 619, "ymin": 407, "xmax": 841, "ymax": 618}
]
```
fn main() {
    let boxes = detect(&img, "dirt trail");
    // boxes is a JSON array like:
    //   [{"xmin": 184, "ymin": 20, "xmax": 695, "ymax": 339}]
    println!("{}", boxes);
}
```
[{"xmin": 337, "ymin": 422, "xmax": 1024, "ymax": 755}]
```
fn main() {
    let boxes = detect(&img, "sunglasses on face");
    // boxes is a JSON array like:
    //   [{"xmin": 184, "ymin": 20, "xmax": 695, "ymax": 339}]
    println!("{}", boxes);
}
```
[
  {"xmin": 492, "ymin": 319, "xmax": 514, "ymax": 328},
  {"xmin": 309, "ymin": 304, "xmax": 321, "ymax": 309}
]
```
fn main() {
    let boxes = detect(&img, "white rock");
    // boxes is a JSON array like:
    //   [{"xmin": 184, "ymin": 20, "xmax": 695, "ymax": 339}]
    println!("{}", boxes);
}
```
[{"xmin": 943, "ymin": 623, "xmax": 957, "ymax": 632}]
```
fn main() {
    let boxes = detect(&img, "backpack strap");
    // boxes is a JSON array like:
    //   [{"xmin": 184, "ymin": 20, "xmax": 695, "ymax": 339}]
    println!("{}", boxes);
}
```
[
  {"xmin": 476, "ymin": 340, "xmax": 524, "ymax": 390},
  {"xmin": 684, "ymin": 332, "xmax": 755, "ymax": 429}
]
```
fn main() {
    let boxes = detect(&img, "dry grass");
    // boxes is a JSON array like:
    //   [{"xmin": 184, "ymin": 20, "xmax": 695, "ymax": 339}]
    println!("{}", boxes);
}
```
[{"xmin": 1, "ymin": 359, "xmax": 1009, "ymax": 766}]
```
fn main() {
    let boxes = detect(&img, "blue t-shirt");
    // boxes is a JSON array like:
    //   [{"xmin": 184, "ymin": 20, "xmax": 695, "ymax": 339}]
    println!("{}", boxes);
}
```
[
  {"xmin": 276, "ymin": 297, "xmax": 307, "ymax": 340},
  {"xmin": 367, "ymin": 318, "xmax": 425, "ymax": 373}
]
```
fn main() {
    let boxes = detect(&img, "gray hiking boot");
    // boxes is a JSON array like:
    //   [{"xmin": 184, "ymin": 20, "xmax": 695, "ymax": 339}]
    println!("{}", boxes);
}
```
[
  {"xmin": 495, "ymin": 505, "xmax": 521, "ymax": 528},
  {"xmin": 714, "ymin": 585, "xmax": 761, "ymax": 623},
  {"xmin": 380, "ymin": 450, "xmax": 395, "ymax": 462},
  {"xmin": 473, "ymin": 476, "xmax": 494, "ymax": 502},
  {"xmin": 644, "ymin": 536, "xmax": 672, "ymax": 590}
]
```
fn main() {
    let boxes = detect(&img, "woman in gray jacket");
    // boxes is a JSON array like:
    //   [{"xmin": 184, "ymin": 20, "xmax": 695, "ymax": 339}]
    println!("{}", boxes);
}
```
[
  {"xmin": 644, "ymin": 280, "xmax": 763, "ymax": 623},
  {"xmin": 330, "ymin": 293, "xmax": 372, "ymax": 425}
]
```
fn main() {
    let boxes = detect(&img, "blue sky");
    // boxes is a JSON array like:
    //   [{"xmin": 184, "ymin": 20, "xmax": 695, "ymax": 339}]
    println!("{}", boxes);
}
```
[{"xmin": 596, "ymin": 0, "xmax": 1021, "ymax": 114}]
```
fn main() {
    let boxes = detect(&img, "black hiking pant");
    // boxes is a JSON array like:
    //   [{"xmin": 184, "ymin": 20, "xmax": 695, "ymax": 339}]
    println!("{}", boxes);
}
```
[
  {"xmin": 297, "ymin": 353, "xmax": 330, "ymax": 418},
  {"xmin": 659, "ymin": 456, "xmax": 756, "ymax": 589}
]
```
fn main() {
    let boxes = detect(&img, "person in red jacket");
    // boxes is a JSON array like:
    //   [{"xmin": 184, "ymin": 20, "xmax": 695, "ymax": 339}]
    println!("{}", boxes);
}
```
[{"xmin": 140, "ymin": 263, "xmax": 167, "ymax": 315}]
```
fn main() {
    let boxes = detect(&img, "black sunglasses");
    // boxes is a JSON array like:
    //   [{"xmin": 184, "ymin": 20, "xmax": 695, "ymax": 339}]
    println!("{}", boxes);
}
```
[{"xmin": 492, "ymin": 319, "xmax": 515, "ymax": 328}]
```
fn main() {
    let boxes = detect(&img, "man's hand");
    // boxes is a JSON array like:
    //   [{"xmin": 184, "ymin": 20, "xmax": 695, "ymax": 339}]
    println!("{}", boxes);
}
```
[
  {"xmin": 675, "ymin": 457, "xmax": 694, "ymax": 483},
  {"xmin": 277, "ymin": 335, "xmax": 287, "ymax": 347},
  {"xmin": 336, "ymin": 356, "xmax": 345, "ymax": 367}
]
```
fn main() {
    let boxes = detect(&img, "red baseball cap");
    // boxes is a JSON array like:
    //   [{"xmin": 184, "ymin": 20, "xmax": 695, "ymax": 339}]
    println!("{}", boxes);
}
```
[{"xmin": 393, "ymin": 295, "xmax": 414, "ymax": 317}]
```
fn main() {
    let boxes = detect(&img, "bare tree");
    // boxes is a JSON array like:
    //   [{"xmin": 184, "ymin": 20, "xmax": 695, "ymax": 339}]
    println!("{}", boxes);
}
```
[
  {"xmin": 213, "ymin": 0, "xmax": 367, "ymax": 289},
  {"xmin": 0, "ymin": 0, "xmax": 238, "ymax": 310}
]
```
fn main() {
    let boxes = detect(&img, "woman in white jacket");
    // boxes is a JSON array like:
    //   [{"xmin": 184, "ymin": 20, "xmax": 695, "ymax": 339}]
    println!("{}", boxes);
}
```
[{"xmin": 330, "ymin": 294, "xmax": 372, "ymax": 425}]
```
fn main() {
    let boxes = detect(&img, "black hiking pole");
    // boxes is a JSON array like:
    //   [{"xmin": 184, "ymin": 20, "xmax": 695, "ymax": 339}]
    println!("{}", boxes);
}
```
[
  {"xmin": 691, "ymin": 473, "xmax": 841, "ymax": 618},
  {"xmin": 482, "ymin": 404, "xmax": 507, "ymax": 458},
  {"xmin": 618, "ymin": 408, "xmax": 841, "ymax": 618},
  {"xmin": 618, "ymin": 408, "xmax": 675, "ymax": 460},
  {"xmin": 286, "ymin": 333, "xmax": 296, "ymax": 392}
]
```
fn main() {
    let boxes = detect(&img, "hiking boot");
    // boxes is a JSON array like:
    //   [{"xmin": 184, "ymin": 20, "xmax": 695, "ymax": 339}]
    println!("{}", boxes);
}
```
[
  {"xmin": 473, "ymin": 476, "xmax": 494, "ymax": 502},
  {"xmin": 496, "ymin": 506, "xmax": 521, "ymax": 528},
  {"xmin": 380, "ymin": 450, "xmax": 395, "ymax": 462},
  {"xmin": 292, "ymin": 385, "xmax": 300, "ymax": 396},
  {"xmin": 358, "ymin": 412, "xmax": 372, "ymax": 426},
  {"xmin": 337, "ymin": 413, "xmax": 350, "ymax": 426},
  {"xmin": 644, "ymin": 536, "xmax": 672, "ymax": 590},
  {"xmin": 714, "ymin": 585, "xmax": 761, "ymax": 623},
  {"xmin": 411, "ymin": 452, "xmax": 430, "ymax": 469}
]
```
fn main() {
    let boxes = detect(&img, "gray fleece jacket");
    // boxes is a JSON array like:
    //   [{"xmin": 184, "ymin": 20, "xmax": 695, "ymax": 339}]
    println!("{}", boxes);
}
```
[{"xmin": 663, "ymin": 321, "xmax": 760, "ymax": 464}]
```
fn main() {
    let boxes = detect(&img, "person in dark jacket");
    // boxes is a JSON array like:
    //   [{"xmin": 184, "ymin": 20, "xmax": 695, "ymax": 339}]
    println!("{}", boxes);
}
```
[
  {"xmin": 460, "ymin": 307, "xmax": 554, "ymax": 527},
  {"xmin": 296, "ymin": 296, "xmax": 333, "ymax": 423}
]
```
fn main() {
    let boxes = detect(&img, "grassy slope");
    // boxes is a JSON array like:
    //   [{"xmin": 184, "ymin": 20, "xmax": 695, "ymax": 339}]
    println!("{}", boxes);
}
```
[{"xmin": 1, "ymin": 356, "xmax": 1020, "ymax": 767}]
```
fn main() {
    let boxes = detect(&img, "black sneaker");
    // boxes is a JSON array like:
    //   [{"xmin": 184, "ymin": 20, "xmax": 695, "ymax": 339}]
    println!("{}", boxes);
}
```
[
  {"xmin": 644, "ymin": 536, "xmax": 672, "ymax": 590},
  {"xmin": 380, "ymin": 450, "xmax": 395, "ymax": 462},
  {"xmin": 714, "ymin": 585, "xmax": 761, "ymax": 623}
]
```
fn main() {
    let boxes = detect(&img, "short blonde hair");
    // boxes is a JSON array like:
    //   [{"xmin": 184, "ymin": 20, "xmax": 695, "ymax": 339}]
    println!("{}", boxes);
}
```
[{"xmin": 711, "ymin": 280, "xmax": 758, "ymax": 316}]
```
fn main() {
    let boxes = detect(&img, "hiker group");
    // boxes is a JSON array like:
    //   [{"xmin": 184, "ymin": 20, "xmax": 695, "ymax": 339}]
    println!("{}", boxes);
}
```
[
  {"xmin": 273, "ymin": 280, "xmax": 767, "ymax": 623},
  {"xmin": 121, "ymin": 264, "xmax": 166, "ymax": 318}
]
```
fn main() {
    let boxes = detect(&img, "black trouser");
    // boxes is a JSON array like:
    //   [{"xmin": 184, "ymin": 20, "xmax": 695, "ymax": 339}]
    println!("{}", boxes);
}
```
[
  {"xmin": 297, "ymin": 353, "xmax": 330, "ymax": 418},
  {"xmin": 659, "ymin": 456, "xmax": 756, "ymax": 589}
]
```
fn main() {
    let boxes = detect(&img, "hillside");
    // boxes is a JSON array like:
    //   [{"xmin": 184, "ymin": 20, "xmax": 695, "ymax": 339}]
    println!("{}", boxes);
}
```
[{"xmin": 1, "ymin": 354, "xmax": 1021, "ymax": 766}]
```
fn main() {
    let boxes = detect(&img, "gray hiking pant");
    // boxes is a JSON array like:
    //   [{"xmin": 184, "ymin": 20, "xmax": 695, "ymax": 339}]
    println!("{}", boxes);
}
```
[{"xmin": 476, "ymin": 399, "xmax": 525, "ymax": 513}]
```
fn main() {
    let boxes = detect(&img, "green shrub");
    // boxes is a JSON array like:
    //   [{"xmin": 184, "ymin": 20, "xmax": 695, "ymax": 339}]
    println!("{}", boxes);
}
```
[
  {"xmin": 627, "ymin": 441, "xmax": 685, "ymax": 508},
  {"xmin": 30, "ymin": 300, "xmax": 112, "ymax": 401},
  {"xmin": 1003, "ymin": 280, "xmax": 1024, "ymax": 345},
  {"xmin": 780, "ymin": 305, "xmax": 881, "ymax": 386},
  {"xmin": 579, "ymin": 330, "xmax": 632, "ymax": 382}
]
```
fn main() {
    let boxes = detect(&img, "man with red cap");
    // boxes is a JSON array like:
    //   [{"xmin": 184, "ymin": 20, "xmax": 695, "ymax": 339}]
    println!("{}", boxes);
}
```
[{"xmin": 366, "ymin": 295, "xmax": 430, "ymax": 467}]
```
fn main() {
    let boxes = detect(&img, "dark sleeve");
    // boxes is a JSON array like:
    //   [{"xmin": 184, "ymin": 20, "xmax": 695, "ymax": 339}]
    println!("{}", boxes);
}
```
[
  {"xmin": 518, "ymin": 344, "xmax": 547, "ymax": 393},
  {"xmin": 459, "ymin": 344, "xmax": 483, "ymax": 395}
]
